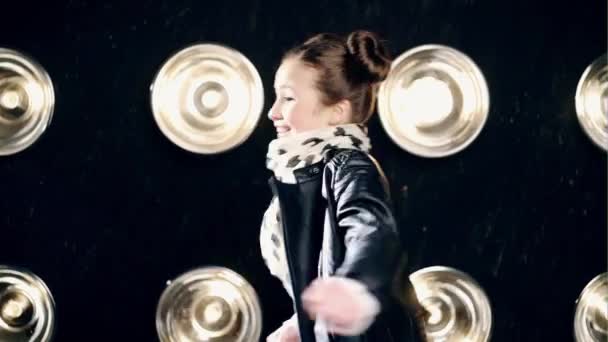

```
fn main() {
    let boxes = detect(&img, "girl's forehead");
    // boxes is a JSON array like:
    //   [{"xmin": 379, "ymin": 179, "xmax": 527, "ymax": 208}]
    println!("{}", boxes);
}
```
[{"xmin": 275, "ymin": 59, "xmax": 317, "ymax": 89}]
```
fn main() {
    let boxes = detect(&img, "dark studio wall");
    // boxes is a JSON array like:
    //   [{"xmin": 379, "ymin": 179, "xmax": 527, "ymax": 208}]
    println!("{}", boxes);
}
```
[{"xmin": 0, "ymin": 0, "xmax": 606, "ymax": 341}]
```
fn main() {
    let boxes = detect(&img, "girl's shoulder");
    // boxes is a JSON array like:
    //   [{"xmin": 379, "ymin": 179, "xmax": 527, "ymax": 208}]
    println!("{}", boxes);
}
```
[
  {"xmin": 323, "ymin": 148, "xmax": 389, "ymax": 192},
  {"xmin": 323, "ymin": 148, "xmax": 374, "ymax": 167},
  {"xmin": 324, "ymin": 148, "xmax": 384, "ymax": 174}
]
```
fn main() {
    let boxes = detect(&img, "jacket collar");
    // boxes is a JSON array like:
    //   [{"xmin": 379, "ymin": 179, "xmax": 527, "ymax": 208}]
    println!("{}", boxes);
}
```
[{"xmin": 288, "ymin": 160, "xmax": 325, "ymax": 184}]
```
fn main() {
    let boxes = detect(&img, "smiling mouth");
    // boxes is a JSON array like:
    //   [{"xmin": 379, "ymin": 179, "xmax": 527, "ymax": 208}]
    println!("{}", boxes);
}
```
[{"xmin": 276, "ymin": 126, "xmax": 291, "ymax": 137}]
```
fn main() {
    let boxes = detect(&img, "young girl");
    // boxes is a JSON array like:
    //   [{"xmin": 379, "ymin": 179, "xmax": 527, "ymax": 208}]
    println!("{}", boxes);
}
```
[{"xmin": 260, "ymin": 30, "xmax": 426, "ymax": 342}]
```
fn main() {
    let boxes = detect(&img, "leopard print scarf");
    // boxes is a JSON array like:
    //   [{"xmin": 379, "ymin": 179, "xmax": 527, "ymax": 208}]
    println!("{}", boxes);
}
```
[{"xmin": 266, "ymin": 124, "xmax": 371, "ymax": 184}]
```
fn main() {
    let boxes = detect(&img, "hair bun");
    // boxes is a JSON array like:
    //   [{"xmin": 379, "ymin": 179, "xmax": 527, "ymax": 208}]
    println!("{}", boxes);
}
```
[{"xmin": 346, "ymin": 30, "xmax": 391, "ymax": 83}]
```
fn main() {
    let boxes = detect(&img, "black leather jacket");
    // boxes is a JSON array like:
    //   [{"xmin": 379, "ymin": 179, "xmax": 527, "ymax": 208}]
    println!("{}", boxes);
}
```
[{"xmin": 268, "ymin": 148, "xmax": 425, "ymax": 342}]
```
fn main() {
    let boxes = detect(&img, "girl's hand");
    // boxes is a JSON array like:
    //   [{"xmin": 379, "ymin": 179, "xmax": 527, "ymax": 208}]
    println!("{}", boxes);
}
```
[{"xmin": 301, "ymin": 276, "xmax": 381, "ymax": 336}]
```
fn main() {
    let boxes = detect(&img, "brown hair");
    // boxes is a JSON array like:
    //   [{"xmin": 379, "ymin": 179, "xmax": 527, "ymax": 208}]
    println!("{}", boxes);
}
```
[{"xmin": 283, "ymin": 30, "xmax": 392, "ymax": 124}]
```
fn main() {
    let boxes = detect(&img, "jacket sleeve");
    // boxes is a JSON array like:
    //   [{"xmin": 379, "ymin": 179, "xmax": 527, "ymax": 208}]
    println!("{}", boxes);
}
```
[{"xmin": 331, "ymin": 151, "xmax": 405, "ymax": 311}]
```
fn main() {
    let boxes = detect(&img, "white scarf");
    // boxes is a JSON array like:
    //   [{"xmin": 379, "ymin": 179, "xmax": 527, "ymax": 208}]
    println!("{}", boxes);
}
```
[
  {"xmin": 260, "ymin": 124, "xmax": 371, "ymax": 300},
  {"xmin": 265, "ymin": 124, "xmax": 371, "ymax": 184}
]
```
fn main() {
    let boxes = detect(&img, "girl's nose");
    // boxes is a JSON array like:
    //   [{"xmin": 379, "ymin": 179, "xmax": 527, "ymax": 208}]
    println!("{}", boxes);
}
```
[{"xmin": 268, "ymin": 102, "xmax": 282, "ymax": 121}]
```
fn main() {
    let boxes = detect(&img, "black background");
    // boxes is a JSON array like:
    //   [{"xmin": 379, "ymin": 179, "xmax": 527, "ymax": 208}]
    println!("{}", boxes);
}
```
[{"xmin": 1, "ymin": 0, "xmax": 606, "ymax": 341}]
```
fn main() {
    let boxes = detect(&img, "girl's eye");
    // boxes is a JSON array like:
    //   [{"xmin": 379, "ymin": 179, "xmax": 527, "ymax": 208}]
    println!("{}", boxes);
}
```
[{"xmin": 283, "ymin": 97, "xmax": 294, "ymax": 102}]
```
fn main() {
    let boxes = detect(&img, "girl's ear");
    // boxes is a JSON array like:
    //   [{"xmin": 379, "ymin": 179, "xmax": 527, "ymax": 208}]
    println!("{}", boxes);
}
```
[{"xmin": 329, "ymin": 99, "xmax": 353, "ymax": 125}]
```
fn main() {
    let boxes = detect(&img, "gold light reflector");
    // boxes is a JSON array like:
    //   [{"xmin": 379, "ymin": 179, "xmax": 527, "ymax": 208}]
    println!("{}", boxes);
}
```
[
  {"xmin": 0, "ymin": 48, "xmax": 54, "ymax": 156},
  {"xmin": 156, "ymin": 267, "xmax": 262, "ymax": 342},
  {"xmin": 574, "ymin": 273, "xmax": 607, "ymax": 342},
  {"xmin": 151, "ymin": 44, "xmax": 264, "ymax": 154},
  {"xmin": 575, "ymin": 54, "xmax": 608, "ymax": 151},
  {"xmin": 378, "ymin": 45, "xmax": 489, "ymax": 157},
  {"xmin": 409, "ymin": 266, "xmax": 492, "ymax": 341},
  {"xmin": 0, "ymin": 266, "xmax": 55, "ymax": 342}
]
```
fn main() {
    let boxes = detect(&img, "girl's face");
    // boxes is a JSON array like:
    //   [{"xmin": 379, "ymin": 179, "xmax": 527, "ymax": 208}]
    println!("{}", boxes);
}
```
[{"xmin": 268, "ymin": 58, "xmax": 334, "ymax": 138}]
